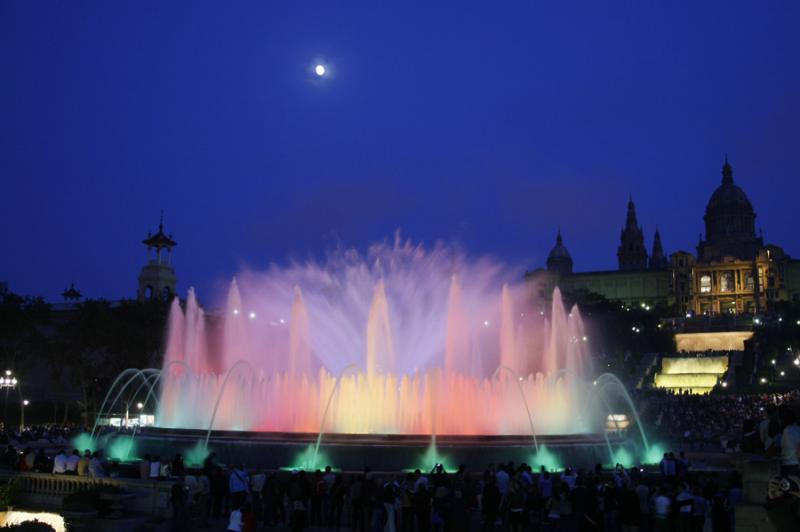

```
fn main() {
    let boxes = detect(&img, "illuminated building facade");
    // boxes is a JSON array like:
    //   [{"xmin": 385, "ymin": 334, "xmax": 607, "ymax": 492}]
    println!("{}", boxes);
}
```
[{"xmin": 527, "ymin": 158, "xmax": 800, "ymax": 315}]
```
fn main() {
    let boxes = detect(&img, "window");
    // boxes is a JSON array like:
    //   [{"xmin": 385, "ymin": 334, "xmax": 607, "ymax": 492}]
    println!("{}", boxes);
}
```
[
  {"xmin": 700, "ymin": 275, "xmax": 712, "ymax": 293},
  {"xmin": 720, "ymin": 272, "xmax": 734, "ymax": 292},
  {"xmin": 745, "ymin": 272, "xmax": 755, "ymax": 291}
]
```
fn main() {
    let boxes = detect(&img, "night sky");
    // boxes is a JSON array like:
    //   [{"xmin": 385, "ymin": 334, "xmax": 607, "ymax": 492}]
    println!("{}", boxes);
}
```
[{"xmin": 2, "ymin": 1, "xmax": 799, "ymax": 302}]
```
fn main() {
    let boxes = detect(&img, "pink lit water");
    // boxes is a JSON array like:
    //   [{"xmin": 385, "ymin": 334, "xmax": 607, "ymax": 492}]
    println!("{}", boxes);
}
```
[{"xmin": 158, "ymin": 238, "xmax": 592, "ymax": 435}]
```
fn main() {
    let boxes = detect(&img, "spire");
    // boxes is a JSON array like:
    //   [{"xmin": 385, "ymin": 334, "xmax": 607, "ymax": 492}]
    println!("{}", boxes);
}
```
[
  {"xmin": 722, "ymin": 154, "xmax": 733, "ymax": 185},
  {"xmin": 556, "ymin": 227, "xmax": 563, "ymax": 245},
  {"xmin": 649, "ymin": 227, "xmax": 667, "ymax": 270},
  {"xmin": 159, "ymin": 209, "xmax": 164, "ymax": 232},
  {"xmin": 625, "ymin": 196, "xmax": 639, "ymax": 230}
]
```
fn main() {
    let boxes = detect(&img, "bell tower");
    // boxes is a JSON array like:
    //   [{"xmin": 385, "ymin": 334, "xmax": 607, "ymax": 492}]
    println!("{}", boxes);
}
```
[
  {"xmin": 617, "ymin": 196, "xmax": 648, "ymax": 271},
  {"xmin": 137, "ymin": 211, "xmax": 177, "ymax": 302}
]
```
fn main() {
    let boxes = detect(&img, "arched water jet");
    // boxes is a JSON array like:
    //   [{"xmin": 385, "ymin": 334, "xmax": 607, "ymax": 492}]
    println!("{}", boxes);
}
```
[
  {"xmin": 492, "ymin": 365, "xmax": 538, "ymax": 452},
  {"xmin": 590, "ymin": 373, "xmax": 650, "ymax": 451},
  {"xmin": 91, "ymin": 369, "xmax": 154, "ymax": 441},
  {"xmin": 311, "ymin": 363, "xmax": 365, "ymax": 469},
  {"xmin": 203, "ymin": 360, "xmax": 259, "ymax": 451}
]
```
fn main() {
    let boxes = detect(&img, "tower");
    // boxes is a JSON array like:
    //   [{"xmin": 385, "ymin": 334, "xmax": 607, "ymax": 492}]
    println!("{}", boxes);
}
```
[
  {"xmin": 61, "ymin": 283, "xmax": 82, "ymax": 302},
  {"xmin": 617, "ymin": 196, "xmax": 648, "ymax": 271},
  {"xmin": 546, "ymin": 229, "xmax": 573, "ymax": 276},
  {"xmin": 137, "ymin": 212, "xmax": 177, "ymax": 302},
  {"xmin": 649, "ymin": 228, "xmax": 668, "ymax": 270}
]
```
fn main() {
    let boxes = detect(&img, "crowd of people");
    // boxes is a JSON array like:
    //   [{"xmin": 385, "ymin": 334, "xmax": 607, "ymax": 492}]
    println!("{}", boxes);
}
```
[
  {"xmin": 160, "ymin": 458, "xmax": 745, "ymax": 532},
  {"xmin": 635, "ymin": 388, "xmax": 800, "ymax": 453}
]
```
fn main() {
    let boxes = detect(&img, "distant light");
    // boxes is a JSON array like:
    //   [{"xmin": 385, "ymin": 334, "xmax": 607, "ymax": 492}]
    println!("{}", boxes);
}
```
[
  {"xmin": 760, "ymin": 377, "xmax": 767, "ymax": 384},
  {"xmin": 771, "ymin": 359, "xmax": 776, "ymax": 365},
  {"xmin": 315, "ymin": 64, "xmax": 326, "ymax": 76},
  {"xmin": 518, "ymin": 377, "xmax": 523, "ymax": 382},
  {"xmin": 780, "ymin": 371, "xmax": 786, "ymax": 376},
  {"xmin": 721, "ymin": 382, "xmax": 728, "ymax": 388},
  {"xmin": 5, "ymin": 370, "xmax": 11, "ymax": 376},
  {"xmin": 136, "ymin": 402, "xmax": 144, "ymax": 410},
  {"xmin": 754, "ymin": 318, "xmax": 761, "ymax": 325},
  {"xmin": 233, "ymin": 309, "xmax": 239, "ymax": 315},
  {"xmin": 788, "ymin": 347, "xmax": 793, "ymax": 352},
  {"xmin": 685, "ymin": 313, "xmax": 692, "ymax": 318},
  {"xmin": 593, "ymin": 380, "xmax": 597, "ymax": 386},
  {"xmin": 249, "ymin": 312, "xmax": 257, "ymax": 319},
  {"xmin": 279, "ymin": 318, "xmax": 285, "ymax": 324},
  {"xmin": 582, "ymin": 336, "xmax": 588, "ymax": 342},
  {"xmin": 539, "ymin": 311, "xmax": 544, "ymax": 316},
  {"xmin": 796, "ymin": 320, "xmax": 800, "ymax": 326},
  {"xmin": 22, "ymin": 400, "xmax": 29, "ymax": 406},
  {"xmin": 779, "ymin": 317, "xmax": 783, "ymax": 322},
  {"xmin": 794, "ymin": 358, "xmax": 800, "ymax": 366},
  {"xmin": 11, "ymin": 378, "xmax": 17, "ymax": 385},
  {"xmin": 483, "ymin": 320, "xmax": 489, "ymax": 327}
]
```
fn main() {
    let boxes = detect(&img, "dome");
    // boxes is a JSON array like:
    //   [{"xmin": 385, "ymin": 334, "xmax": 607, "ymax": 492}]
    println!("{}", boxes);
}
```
[
  {"xmin": 705, "ymin": 165, "xmax": 754, "ymax": 216},
  {"xmin": 699, "ymin": 157, "xmax": 759, "ymax": 262},
  {"xmin": 547, "ymin": 230, "xmax": 573, "ymax": 275}
]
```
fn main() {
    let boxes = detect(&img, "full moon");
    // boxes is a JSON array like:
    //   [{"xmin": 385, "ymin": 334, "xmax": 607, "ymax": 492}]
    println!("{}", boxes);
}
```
[{"xmin": 314, "ymin": 64, "xmax": 326, "ymax": 77}]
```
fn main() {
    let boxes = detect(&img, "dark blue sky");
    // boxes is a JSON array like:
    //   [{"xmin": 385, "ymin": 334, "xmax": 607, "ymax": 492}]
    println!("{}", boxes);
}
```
[{"xmin": 3, "ymin": 1, "xmax": 799, "ymax": 301}]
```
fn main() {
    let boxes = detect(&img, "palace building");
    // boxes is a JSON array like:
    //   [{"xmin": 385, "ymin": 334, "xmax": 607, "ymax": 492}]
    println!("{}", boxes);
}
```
[{"xmin": 527, "ymin": 158, "xmax": 800, "ymax": 315}]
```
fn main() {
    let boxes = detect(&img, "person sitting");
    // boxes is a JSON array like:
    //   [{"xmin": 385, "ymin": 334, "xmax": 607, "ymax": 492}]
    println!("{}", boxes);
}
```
[
  {"xmin": 88, "ymin": 451, "xmax": 106, "ymax": 478},
  {"xmin": 52, "ymin": 448, "xmax": 67, "ymax": 474},
  {"xmin": 65, "ymin": 449, "xmax": 80, "ymax": 474},
  {"xmin": 77, "ymin": 449, "xmax": 91, "ymax": 476}
]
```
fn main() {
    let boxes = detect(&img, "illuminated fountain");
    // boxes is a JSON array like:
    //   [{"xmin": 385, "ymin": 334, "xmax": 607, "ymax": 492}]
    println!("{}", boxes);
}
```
[{"xmin": 155, "ymin": 238, "xmax": 601, "ymax": 438}]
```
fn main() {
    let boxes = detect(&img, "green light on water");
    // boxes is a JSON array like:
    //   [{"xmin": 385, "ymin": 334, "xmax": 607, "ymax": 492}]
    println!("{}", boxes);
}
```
[
  {"xmin": 611, "ymin": 447, "xmax": 634, "ymax": 468},
  {"xmin": 185, "ymin": 440, "xmax": 212, "ymax": 467},
  {"xmin": 643, "ymin": 443, "xmax": 666, "ymax": 465},
  {"xmin": 530, "ymin": 445, "xmax": 562, "ymax": 472},
  {"xmin": 71, "ymin": 433, "xmax": 96, "ymax": 453},
  {"xmin": 281, "ymin": 443, "xmax": 330, "ymax": 472},
  {"xmin": 108, "ymin": 436, "xmax": 137, "ymax": 462}
]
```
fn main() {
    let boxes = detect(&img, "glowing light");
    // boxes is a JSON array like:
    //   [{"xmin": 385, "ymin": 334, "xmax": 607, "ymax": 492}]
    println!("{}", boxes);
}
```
[
  {"xmin": 721, "ymin": 382, "xmax": 728, "ymax": 388},
  {"xmin": 5, "ymin": 370, "xmax": 11, "ymax": 376},
  {"xmin": 794, "ymin": 358, "xmax": 800, "ymax": 366},
  {"xmin": 233, "ymin": 309, "xmax": 239, "ymax": 315},
  {"xmin": 11, "ymin": 378, "xmax": 17, "ymax": 385},
  {"xmin": 771, "ymin": 359, "xmax": 776, "ymax": 365},
  {"xmin": 760, "ymin": 377, "xmax": 767, "ymax": 384},
  {"xmin": 315, "ymin": 64, "xmax": 326, "ymax": 76},
  {"xmin": 22, "ymin": 399, "xmax": 29, "ymax": 406},
  {"xmin": 137, "ymin": 402, "xmax": 144, "ymax": 410},
  {"xmin": 249, "ymin": 312, "xmax": 256, "ymax": 319},
  {"xmin": 582, "ymin": 336, "xmax": 588, "ymax": 342},
  {"xmin": 279, "ymin": 318, "xmax": 285, "ymax": 324},
  {"xmin": 483, "ymin": 320, "xmax": 489, "ymax": 327},
  {"xmin": 780, "ymin": 371, "xmax": 786, "ymax": 376}
]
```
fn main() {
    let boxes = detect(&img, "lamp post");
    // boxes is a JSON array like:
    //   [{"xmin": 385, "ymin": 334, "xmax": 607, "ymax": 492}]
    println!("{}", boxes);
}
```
[
  {"xmin": 21, "ymin": 399, "xmax": 29, "ymax": 431},
  {"xmin": 0, "ymin": 371, "xmax": 18, "ymax": 428}
]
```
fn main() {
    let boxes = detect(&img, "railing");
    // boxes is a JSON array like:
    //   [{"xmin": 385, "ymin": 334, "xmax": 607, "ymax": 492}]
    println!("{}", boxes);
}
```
[{"xmin": 0, "ymin": 471, "xmax": 175, "ymax": 517}]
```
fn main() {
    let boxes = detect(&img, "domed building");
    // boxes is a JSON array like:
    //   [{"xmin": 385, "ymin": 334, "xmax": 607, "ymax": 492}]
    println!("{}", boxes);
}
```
[{"xmin": 527, "ymin": 157, "xmax": 800, "ymax": 316}]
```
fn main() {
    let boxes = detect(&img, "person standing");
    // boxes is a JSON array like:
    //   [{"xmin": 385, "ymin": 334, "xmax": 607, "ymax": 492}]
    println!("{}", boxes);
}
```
[
  {"xmin": 229, "ymin": 464, "xmax": 250, "ymax": 511},
  {"xmin": 779, "ymin": 404, "xmax": 800, "ymax": 476}
]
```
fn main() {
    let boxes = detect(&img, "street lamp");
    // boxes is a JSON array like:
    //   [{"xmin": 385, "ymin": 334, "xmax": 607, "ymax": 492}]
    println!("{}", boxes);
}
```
[
  {"xmin": 137, "ymin": 402, "xmax": 144, "ymax": 410},
  {"xmin": 21, "ymin": 399, "xmax": 29, "ymax": 430}
]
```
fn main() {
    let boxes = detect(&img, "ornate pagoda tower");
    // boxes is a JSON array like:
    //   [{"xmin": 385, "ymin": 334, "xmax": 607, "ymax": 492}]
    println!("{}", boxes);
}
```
[{"xmin": 137, "ymin": 212, "xmax": 177, "ymax": 302}]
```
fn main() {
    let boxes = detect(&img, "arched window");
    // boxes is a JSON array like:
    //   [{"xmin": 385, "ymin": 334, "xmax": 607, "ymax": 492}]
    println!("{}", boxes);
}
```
[
  {"xmin": 720, "ymin": 272, "xmax": 734, "ymax": 292},
  {"xmin": 145, "ymin": 285, "xmax": 153, "ymax": 299},
  {"xmin": 162, "ymin": 286, "xmax": 171, "ymax": 300},
  {"xmin": 700, "ymin": 275, "xmax": 712, "ymax": 293}
]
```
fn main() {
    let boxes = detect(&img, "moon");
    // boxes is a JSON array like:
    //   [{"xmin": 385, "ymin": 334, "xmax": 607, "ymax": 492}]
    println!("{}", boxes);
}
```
[{"xmin": 315, "ymin": 64, "xmax": 326, "ymax": 77}]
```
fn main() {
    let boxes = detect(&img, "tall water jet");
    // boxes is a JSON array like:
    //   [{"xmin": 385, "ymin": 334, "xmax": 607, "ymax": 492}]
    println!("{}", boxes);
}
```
[
  {"xmin": 289, "ymin": 286, "xmax": 312, "ymax": 378},
  {"xmin": 499, "ymin": 284, "xmax": 517, "ymax": 373},
  {"xmin": 444, "ymin": 276, "xmax": 468, "ymax": 376},
  {"xmin": 366, "ymin": 280, "xmax": 395, "ymax": 376}
]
